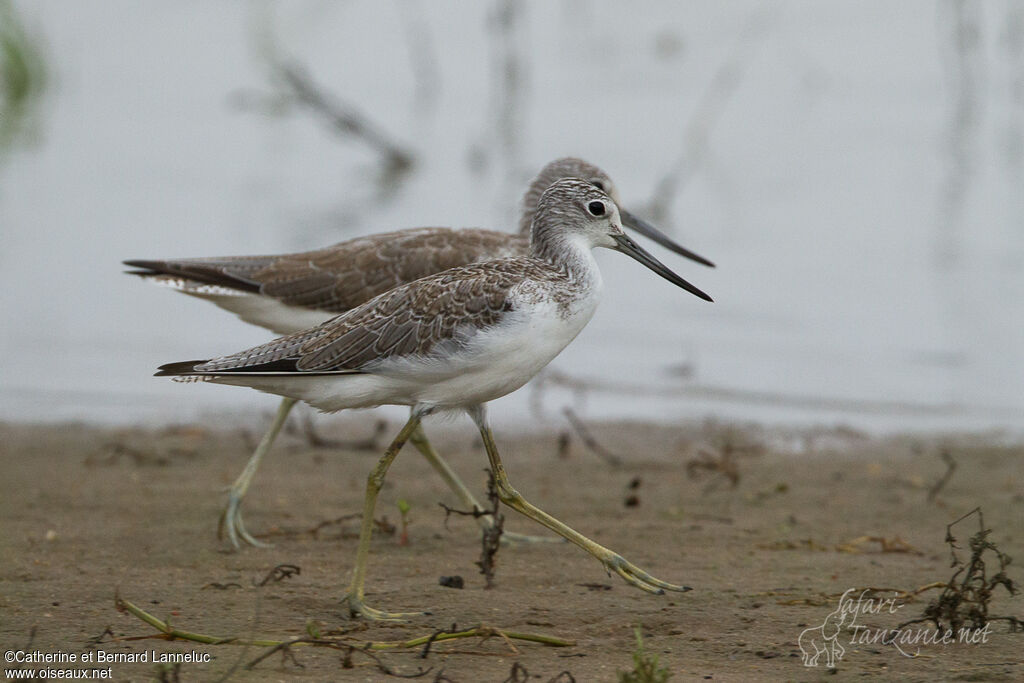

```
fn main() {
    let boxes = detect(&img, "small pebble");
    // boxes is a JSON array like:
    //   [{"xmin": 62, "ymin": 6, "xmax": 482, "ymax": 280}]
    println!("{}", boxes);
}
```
[{"xmin": 439, "ymin": 575, "xmax": 464, "ymax": 589}]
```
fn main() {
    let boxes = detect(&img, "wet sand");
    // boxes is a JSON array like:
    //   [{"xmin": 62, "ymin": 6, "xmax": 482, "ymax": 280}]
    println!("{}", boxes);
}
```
[{"xmin": 1, "ymin": 416, "xmax": 1022, "ymax": 681}]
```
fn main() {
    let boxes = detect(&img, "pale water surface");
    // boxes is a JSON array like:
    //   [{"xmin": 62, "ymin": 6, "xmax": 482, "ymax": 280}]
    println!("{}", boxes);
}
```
[{"xmin": 2, "ymin": 1, "xmax": 1022, "ymax": 434}]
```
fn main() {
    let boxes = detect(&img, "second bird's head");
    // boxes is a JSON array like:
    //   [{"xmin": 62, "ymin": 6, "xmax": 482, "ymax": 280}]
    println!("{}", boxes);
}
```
[{"xmin": 532, "ymin": 178, "xmax": 712, "ymax": 303}]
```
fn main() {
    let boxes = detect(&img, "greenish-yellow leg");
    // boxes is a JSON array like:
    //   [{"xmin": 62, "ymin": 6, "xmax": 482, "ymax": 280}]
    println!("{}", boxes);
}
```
[
  {"xmin": 344, "ymin": 412, "xmax": 432, "ymax": 621},
  {"xmin": 221, "ymin": 400, "xmax": 556, "ymax": 550},
  {"xmin": 220, "ymin": 396, "xmax": 298, "ymax": 549},
  {"xmin": 467, "ymin": 405, "xmax": 690, "ymax": 595},
  {"xmin": 408, "ymin": 424, "xmax": 560, "ymax": 545}
]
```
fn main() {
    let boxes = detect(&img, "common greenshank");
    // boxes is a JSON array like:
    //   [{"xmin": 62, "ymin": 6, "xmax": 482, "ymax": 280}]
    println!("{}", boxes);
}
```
[{"xmin": 127, "ymin": 158, "xmax": 713, "ymax": 549}]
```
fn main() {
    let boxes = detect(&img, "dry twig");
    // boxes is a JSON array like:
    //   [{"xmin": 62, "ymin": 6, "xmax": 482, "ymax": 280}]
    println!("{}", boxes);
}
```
[
  {"xmin": 255, "ymin": 564, "xmax": 300, "ymax": 587},
  {"xmin": 562, "ymin": 408, "xmax": 623, "ymax": 467},
  {"xmin": 687, "ymin": 427, "xmax": 764, "ymax": 492},
  {"xmin": 115, "ymin": 596, "xmax": 575, "ymax": 651},
  {"xmin": 898, "ymin": 508, "xmax": 1023, "ymax": 633},
  {"xmin": 477, "ymin": 469, "xmax": 504, "ymax": 588},
  {"xmin": 261, "ymin": 513, "xmax": 394, "ymax": 541},
  {"xmin": 302, "ymin": 415, "xmax": 388, "ymax": 451},
  {"xmin": 835, "ymin": 535, "xmax": 923, "ymax": 555},
  {"xmin": 927, "ymin": 449, "xmax": 957, "ymax": 502}
]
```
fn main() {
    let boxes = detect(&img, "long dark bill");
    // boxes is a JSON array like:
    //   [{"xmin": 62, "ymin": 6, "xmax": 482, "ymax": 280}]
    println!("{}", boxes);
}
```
[
  {"xmin": 619, "ymin": 209, "xmax": 715, "ymax": 268},
  {"xmin": 611, "ymin": 232, "xmax": 713, "ymax": 302}
]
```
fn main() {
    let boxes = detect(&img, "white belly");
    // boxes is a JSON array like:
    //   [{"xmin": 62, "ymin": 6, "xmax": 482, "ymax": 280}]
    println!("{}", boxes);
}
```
[
  {"xmin": 148, "ymin": 276, "xmax": 338, "ymax": 334},
  {"xmin": 182, "ymin": 290, "xmax": 337, "ymax": 335},
  {"xmin": 412, "ymin": 298, "xmax": 599, "ymax": 408}
]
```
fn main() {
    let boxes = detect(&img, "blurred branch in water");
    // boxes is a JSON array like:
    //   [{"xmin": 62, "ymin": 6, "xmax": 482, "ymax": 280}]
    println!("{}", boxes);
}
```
[
  {"xmin": 935, "ymin": 0, "xmax": 982, "ymax": 268},
  {"xmin": 395, "ymin": 0, "xmax": 440, "ymax": 117},
  {"xmin": 1003, "ymin": 4, "xmax": 1024, "ymax": 267},
  {"xmin": 490, "ymin": 0, "xmax": 526, "ymax": 169},
  {"xmin": 1002, "ymin": 4, "xmax": 1023, "ymax": 172},
  {"xmin": 470, "ymin": 0, "xmax": 529, "ymax": 207},
  {"xmin": 275, "ymin": 61, "xmax": 415, "ymax": 186},
  {"xmin": 0, "ymin": 0, "xmax": 47, "ymax": 155},
  {"xmin": 232, "ymin": 58, "xmax": 415, "ymax": 197},
  {"xmin": 646, "ymin": 5, "xmax": 778, "ymax": 227}
]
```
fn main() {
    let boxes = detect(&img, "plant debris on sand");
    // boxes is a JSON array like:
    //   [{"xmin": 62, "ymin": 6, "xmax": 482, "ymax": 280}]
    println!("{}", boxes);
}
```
[{"xmin": 2, "ymin": 421, "xmax": 1023, "ymax": 680}]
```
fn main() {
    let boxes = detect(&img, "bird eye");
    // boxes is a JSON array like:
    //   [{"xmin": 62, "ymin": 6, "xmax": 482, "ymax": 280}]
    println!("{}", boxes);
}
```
[
  {"xmin": 590, "ymin": 180, "xmax": 605, "ymax": 191},
  {"xmin": 587, "ymin": 201, "xmax": 606, "ymax": 217}
]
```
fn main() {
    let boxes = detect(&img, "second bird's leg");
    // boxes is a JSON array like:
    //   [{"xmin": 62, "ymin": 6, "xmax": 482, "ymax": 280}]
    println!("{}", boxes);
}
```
[
  {"xmin": 220, "ymin": 397, "xmax": 297, "ymax": 549},
  {"xmin": 408, "ymin": 423, "xmax": 560, "ymax": 545},
  {"xmin": 466, "ymin": 404, "xmax": 691, "ymax": 595},
  {"xmin": 343, "ymin": 411, "xmax": 432, "ymax": 621}
]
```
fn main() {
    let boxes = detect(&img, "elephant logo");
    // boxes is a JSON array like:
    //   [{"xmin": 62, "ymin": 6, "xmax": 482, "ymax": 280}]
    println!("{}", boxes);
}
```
[{"xmin": 799, "ymin": 606, "xmax": 847, "ymax": 667}]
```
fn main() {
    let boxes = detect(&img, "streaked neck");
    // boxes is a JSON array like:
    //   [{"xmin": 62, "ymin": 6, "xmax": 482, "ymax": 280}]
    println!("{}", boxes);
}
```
[{"xmin": 530, "ymin": 224, "xmax": 599, "ymax": 284}]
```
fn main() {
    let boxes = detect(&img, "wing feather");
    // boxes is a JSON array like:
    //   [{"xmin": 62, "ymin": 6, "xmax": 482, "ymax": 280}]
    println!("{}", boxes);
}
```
[
  {"xmin": 128, "ymin": 228, "xmax": 527, "ymax": 314},
  {"xmin": 177, "ymin": 259, "xmax": 541, "ymax": 377}
]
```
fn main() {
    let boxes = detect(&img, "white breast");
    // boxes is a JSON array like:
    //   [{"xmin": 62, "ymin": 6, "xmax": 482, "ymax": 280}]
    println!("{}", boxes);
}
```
[{"xmin": 406, "ymin": 278, "xmax": 603, "ymax": 409}]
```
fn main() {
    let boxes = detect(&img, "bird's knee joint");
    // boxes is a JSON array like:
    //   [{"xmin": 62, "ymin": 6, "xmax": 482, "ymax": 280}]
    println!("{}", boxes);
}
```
[{"xmin": 496, "ymin": 482, "xmax": 521, "ymax": 505}]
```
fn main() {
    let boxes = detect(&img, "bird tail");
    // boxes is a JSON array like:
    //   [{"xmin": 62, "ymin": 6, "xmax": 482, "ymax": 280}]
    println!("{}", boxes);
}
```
[{"xmin": 155, "ymin": 360, "xmax": 215, "ymax": 382}]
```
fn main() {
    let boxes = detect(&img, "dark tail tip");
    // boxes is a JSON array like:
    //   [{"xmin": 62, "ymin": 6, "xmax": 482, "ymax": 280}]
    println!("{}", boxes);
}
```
[
  {"xmin": 123, "ymin": 259, "xmax": 167, "ymax": 277},
  {"xmin": 155, "ymin": 360, "xmax": 209, "ymax": 377}
]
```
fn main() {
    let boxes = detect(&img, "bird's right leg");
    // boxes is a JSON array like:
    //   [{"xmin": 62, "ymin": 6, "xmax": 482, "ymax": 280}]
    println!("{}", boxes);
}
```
[
  {"xmin": 219, "ymin": 397, "xmax": 297, "ymax": 549},
  {"xmin": 408, "ymin": 423, "xmax": 560, "ymax": 545}
]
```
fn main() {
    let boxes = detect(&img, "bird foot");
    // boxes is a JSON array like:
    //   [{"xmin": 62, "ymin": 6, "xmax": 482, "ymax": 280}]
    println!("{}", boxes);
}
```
[
  {"xmin": 343, "ymin": 593, "xmax": 431, "ymax": 622},
  {"xmin": 219, "ymin": 491, "xmax": 272, "ymax": 550},
  {"xmin": 600, "ymin": 552, "xmax": 691, "ymax": 594}
]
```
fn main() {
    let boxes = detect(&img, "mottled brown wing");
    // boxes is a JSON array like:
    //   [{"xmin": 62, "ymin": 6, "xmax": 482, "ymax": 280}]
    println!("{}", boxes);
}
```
[
  {"xmin": 194, "ymin": 259, "xmax": 532, "ymax": 374},
  {"xmin": 127, "ymin": 228, "xmax": 527, "ymax": 313}
]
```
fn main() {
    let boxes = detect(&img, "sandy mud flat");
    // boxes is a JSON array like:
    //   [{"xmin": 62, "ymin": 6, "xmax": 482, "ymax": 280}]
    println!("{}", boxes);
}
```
[{"xmin": 1, "ymin": 417, "xmax": 1022, "ymax": 681}]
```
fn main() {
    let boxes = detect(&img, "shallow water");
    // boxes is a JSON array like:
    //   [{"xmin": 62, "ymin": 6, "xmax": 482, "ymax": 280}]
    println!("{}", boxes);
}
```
[{"xmin": 2, "ymin": 1, "xmax": 1022, "ymax": 434}]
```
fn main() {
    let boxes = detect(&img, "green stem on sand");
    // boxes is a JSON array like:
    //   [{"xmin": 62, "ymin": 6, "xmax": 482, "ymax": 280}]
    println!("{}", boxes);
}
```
[{"xmin": 115, "ymin": 596, "xmax": 575, "ymax": 650}]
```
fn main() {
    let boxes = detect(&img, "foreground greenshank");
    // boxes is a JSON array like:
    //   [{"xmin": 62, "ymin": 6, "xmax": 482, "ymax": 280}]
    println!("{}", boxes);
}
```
[
  {"xmin": 127, "ymin": 158, "xmax": 714, "ymax": 549},
  {"xmin": 156, "ymin": 178, "xmax": 712, "ymax": 620}
]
